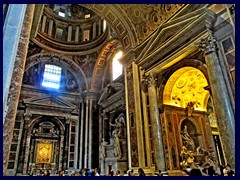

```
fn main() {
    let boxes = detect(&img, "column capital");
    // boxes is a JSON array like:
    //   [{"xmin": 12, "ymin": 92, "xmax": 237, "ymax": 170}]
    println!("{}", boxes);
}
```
[
  {"xmin": 198, "ymin": 33, "xmax": 218, "ymax": 55},
  {"xmin": 102, "ymin": 113, "xmax": 108, "ymax": 120},
  {"xmin": 147, "ymin": 73, "xmax": 158, "ymax": 88},
  {"xmin": 65, "ymin": 118, "xmax": 71, "ymax": 124},
  {"xmin": 24, "ymin": 113, "xmax": 32, "ymax": 120},
  {"xmin": 141, "ymin": 72, "xmax": 158, "ymax": 92}
]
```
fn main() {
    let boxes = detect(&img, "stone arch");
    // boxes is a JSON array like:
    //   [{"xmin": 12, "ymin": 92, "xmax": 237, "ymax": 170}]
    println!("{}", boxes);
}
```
[
  {"xmin": 159, "ymin": 59, "xmax": 210, "ymax": 111},
  {"xmin": 28, "ymin": 116, "xmax": 65, "ymax": 136},
  {"xmin": 91, "ymin": 39, "xmax": 122, "ymax": 91},
  {"xmin": 179, "ymin": 117, "xmax": 200, "ymax": 149},
  {"xmin": 25, "ymin": 53, "xmax": 88, "ymax": 91}
]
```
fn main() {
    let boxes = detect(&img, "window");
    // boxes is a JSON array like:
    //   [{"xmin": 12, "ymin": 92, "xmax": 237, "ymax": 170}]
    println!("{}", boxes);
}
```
[
  {"xmin": 112, "ymin": 51, "xmax": 123, "ymax": 81},
  {"xmin": 85, "ymin": 14, "xmax": 91, "ymax": 19},
  {"xmin": 221, "ymin": 37, "xmax": 235, "ymax": 84},
  {"xmin": 55, "ymin": 28, "xmax": 63, "ymax": 40},
  {"xmin": 103, "ymin": 20, "xmax": 107, "ymax": 31},
  {"xmin": 58, "ymin": 11, "xmax": 65, "ymax": 17},
  {"xmin": 83, "ymin": 29, "xmax": 90, "ymax": 41},
  {"xmin": 42, "ymin": 64, "xmax": 62, "ymax": 89}
]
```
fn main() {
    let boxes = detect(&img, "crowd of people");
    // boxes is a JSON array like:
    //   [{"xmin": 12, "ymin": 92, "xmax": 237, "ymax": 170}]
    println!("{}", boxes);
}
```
[
  {"xmin": 182, "ymin": 163, "xmax": 235, "ymax": 176},
  {"xmin": 33, "ymin": 164, "xmax": 235, "ymax": 176}
]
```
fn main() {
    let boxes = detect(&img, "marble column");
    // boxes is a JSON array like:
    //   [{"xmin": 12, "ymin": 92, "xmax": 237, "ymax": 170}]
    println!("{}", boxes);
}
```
[
  {"xmin": 132, "ymin": 62, "xmax": 145, "ymax": 167},
  {"xmin": 92, "ymin": 22, "xmax": 96, "ymax": 39},
  {"xmin": 67, "ymin": 25, "xmax": 72, "ymax": 42},
  {"xmin": 41, "ymin": 15, "xmax": 46, "ymax": 32},
  {"xmin": 198, "ymin": 33, "xmax": 235, "ymax": 169},
  {"xmin": 22, "ymin": 113, "xmax": 32, "ymax": 175},
  {"xmin": 84, "ymin": 100, "xmax": 89, "ymax": 168},
  {"xmin": 98, "ymin": 19, "xmax": 102, "ymax": 35},
  {"xmin": 75, "ymin": 26, "xmax": 79, "ymax": 42},
  {"xmin": 124, "ymin": 67, "xmax": 132, "ymax": 168},
  {"xmin": 88, "ymin": 99, "xmax": 93, "ymax": 168},
  {"xmin": 140, "ymin": 70, "xmax": 152, "ymax": 167},
  {"xmin": 102, "ymin": 113, "xmax": 109, "ymax": 143},
  {"xmin": 79, "ymin": 101, "xmax": 84, "ymax": 169},
  {"xmin": 3, "ymin": 4, "xmax": 27, "ymax": 122},
  {"xmin": 48, "ymin": 19, "xmax": 53, "ymax": 37},
  {"xmin": 59, "ymin": 135, "xmax": 65, "ymax": 171},
  {"xmin": 63, "ymin": 119, "xmax": 70, "ymax": 170},
  {"xmin": 3, "ymin": 5, "xmax": 35, "ymax": 175},
  {"xmin": 98, "ymin": 107, "xmax": 103, "ymax": 144},
  {"xmin": 147, "ymin": 73, "xmax": 166, "ymax": 171}
]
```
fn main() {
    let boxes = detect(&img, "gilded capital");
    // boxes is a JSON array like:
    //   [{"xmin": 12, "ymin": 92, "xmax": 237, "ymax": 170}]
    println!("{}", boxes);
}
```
[
  {"xmin": 198, "ymin": 34, "xmax": 218, "ymax": 55},
  {"xmin": 147, "ymin": 73, "xmax": 157, "ymax": 87}
]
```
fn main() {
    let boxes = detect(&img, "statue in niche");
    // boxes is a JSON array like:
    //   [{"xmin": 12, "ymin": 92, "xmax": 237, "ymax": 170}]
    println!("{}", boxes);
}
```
[
  {"xmin": 113, "ymin": 131, "xmax": 122, "ymax": 159},
  {"xmin": 106, "ymin": 85, "xmax": 116, "ymax": 98},
  {"xmin": 181, "ymin": 125, "xmax": 195, "ymax": 151},
  {"xmin": 109, "ymin": 113, "xmax": 125, "ymax": 138},
  {"xmin": 65, "ymin": 73, "xmax": 77, "ymax": 91},
  {"xmin": 99, "ymin": 138, "xmax": 107, "ymax": 160},
  {"xmin": 28, "ymin": 66, "xmax": 39, "ymax": 86}
]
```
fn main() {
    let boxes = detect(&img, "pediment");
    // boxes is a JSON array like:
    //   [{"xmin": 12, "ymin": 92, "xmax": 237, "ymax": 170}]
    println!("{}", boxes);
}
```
[
  {"xmin": 138, "ymin": 8, "xmax": 210, "ymax": 61},
  {"xmin": 98, "ymin": 83, "xmax": 124, "ymax": 105},
  {"xmin": 23, "ymin": 95, "xmax": 75, "ymax": 110}
]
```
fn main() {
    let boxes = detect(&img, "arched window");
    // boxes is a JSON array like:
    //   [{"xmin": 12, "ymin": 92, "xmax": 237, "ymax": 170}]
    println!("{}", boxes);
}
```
[
  {"xmin": 112, "ymin": 51, "xmax": 122, "ymax": 81},
  {"xmin": 42, "ymin": 64, "xmax": 62, "ymax": 89}
]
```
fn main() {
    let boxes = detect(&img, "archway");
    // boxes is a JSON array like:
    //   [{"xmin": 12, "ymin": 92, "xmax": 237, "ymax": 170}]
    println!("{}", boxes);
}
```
[
  {"xmin": 161, "ymin": 66, "xmax": 215, "ymax": 171},
  {"xmin": 163, "ymin": 66, "xmax": 209, "ymax": 111},
  {"xmin": 27, "ymin": 116, "xmax": 64, "ymax": 175}
]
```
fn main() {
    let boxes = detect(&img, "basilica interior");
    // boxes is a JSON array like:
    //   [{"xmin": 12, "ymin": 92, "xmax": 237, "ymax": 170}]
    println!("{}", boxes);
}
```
[{"xmin": 3, "ymin": 4, "xmax": 235, "ymax": 176}]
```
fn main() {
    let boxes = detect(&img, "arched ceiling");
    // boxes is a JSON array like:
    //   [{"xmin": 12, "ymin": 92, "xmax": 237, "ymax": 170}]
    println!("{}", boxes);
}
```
[
  {"xmin": 76, "ymin": 4, "xmax": 185, "ymax": 49},
  {"xmin": 163, "ymin": 67, "xmax": 210, "ymax": 111},
  {"xmin": 32, "ymin": 4, "xmax": 185, "ymax": 50}
]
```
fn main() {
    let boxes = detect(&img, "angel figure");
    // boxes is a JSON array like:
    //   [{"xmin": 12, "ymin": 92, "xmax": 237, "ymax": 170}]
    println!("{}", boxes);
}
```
[{"xmin": 110, "ymin": 113, "xmax": 125, "ymax": 138}]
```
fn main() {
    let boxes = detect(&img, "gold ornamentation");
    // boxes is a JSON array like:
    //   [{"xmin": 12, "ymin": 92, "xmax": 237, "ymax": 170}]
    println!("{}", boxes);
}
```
[
  {"xmin": 36, "ymin": 142, "xmax": 52, "ymax": 164},
  {"xmin": 176, "ymin": 79, "xmax": 187, "ymax": 89},
  {"xmin": 163, "ymin": 67, "xmax": 209, "ymax": 111}
]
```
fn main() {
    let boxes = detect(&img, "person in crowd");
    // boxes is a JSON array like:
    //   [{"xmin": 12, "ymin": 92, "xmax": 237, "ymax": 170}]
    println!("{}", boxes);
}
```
[
  {"xmin": 157, "ymin": 170, "xmax": 163, "ymax": 176},
  {"xmin": 138, "ymin": 168, "xmax": 146, "ymax": 176},
  {"xmin": 127, "ymin": 169, "xmax": 135, "ymax": 176},
  {"xmin": 223, "ymin": 164, "xmax": 235, "ymax": 176},
  {"xmin": 219, "ymin": 164, "xmax": 225, "ymax": 176},
  {"xmin": 123, "ymin": 170, "xmax": 128, "ymax": 176},
  {"xmin": 59, "ymin": 170, "xmax": 65, "ymax": 176},
  {"xmin": 94, "ymin": 168, "xmax": 100, "ymax": 176},
  {"xmin": 131, "ymin": 169, "xmax": 135, "ymax": 176},
  {"xmin": 182, "ymin": 169, "xmax": 189, "ymax": 176},
  {"xmin": 189, "ymin": 168, "xmax": 203, "ymax": 176},
  {"xmin": 114, "ymin": 170, "xmax": 121, "ymax": 176}
]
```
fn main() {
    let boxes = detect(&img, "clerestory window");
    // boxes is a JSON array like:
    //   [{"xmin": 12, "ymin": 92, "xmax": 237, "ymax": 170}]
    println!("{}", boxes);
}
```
[
  {"xmin": 112, "ymin": 51, "xmax": 123, "ymax": 81},
  {"xmin": 42, "ymin": 64, "xmax": 62, "ymax": 89}
]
